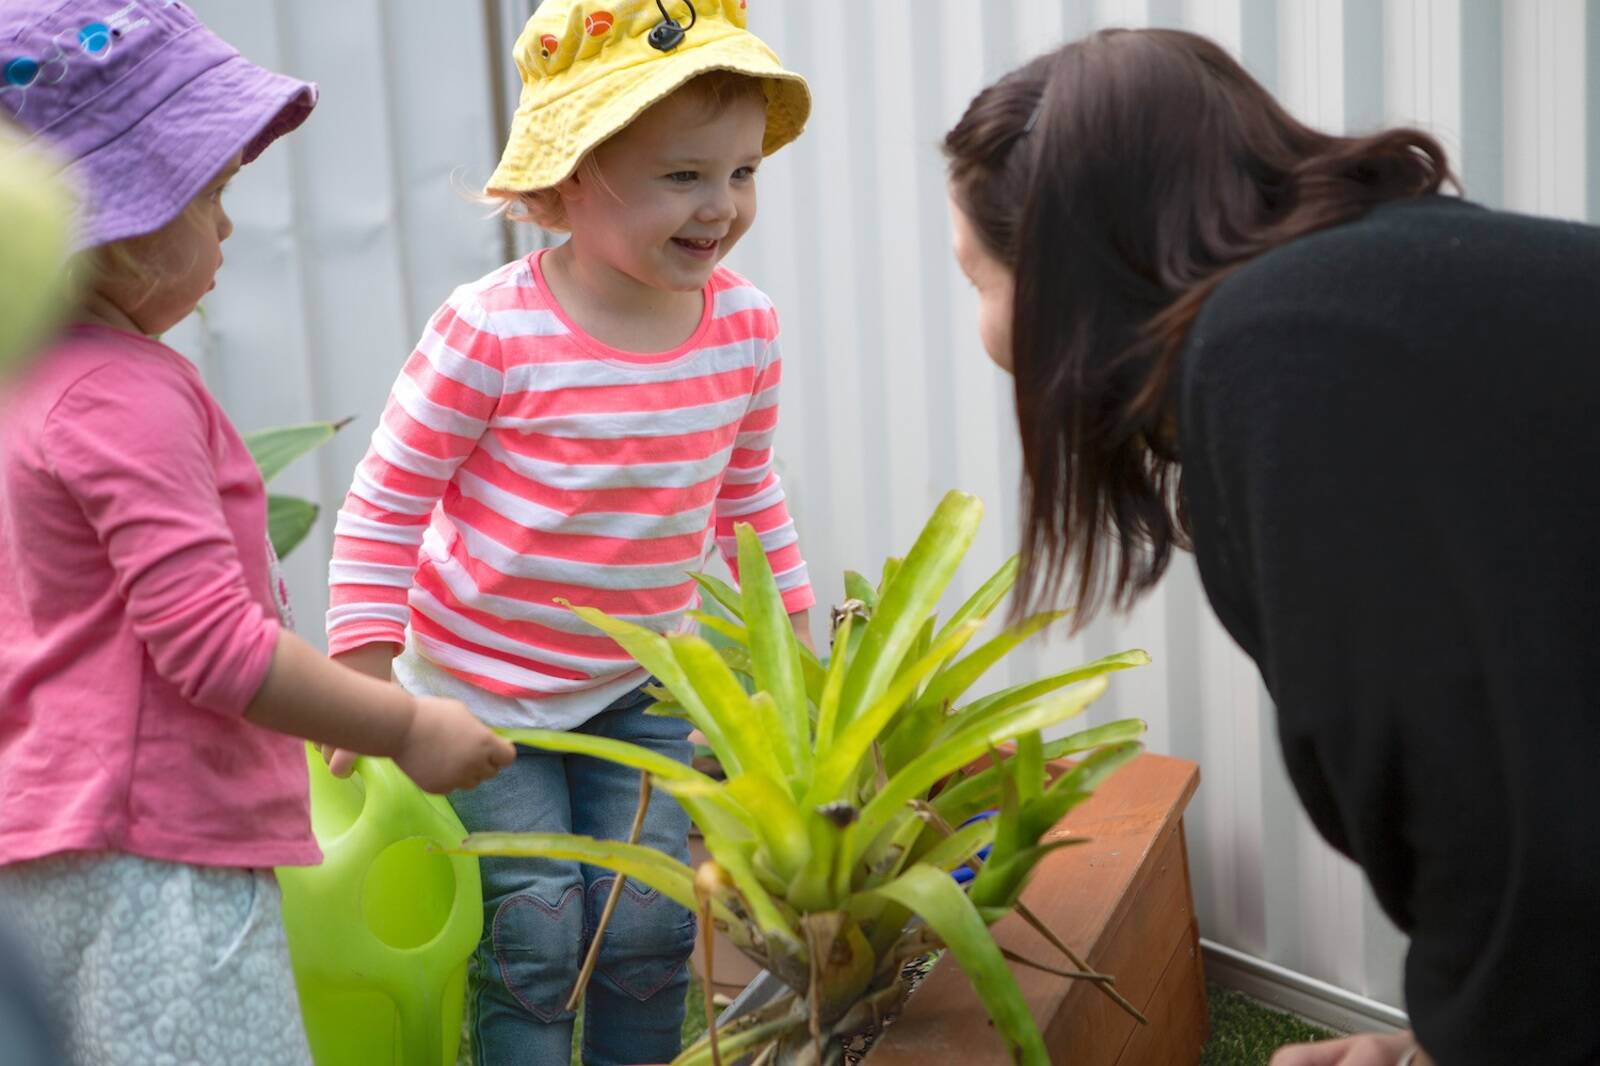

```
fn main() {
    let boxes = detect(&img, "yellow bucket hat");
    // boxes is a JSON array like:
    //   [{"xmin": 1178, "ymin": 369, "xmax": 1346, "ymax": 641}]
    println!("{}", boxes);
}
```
[{"xmin": 487, "ymin": 0, "xmax": 811, "ymax": 194}]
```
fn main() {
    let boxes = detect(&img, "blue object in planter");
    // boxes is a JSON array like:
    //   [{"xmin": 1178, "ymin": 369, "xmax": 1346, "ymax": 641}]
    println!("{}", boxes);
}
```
[{"xmin": 950, "ymin": 809, "xmax": 997, "ymax": 885}]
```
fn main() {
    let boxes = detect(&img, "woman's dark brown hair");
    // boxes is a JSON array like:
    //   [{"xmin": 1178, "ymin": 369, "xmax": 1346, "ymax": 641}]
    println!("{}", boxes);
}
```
[{"xmin": 944, "ymin": 28, "xmax": 1453, "ymax": 623}]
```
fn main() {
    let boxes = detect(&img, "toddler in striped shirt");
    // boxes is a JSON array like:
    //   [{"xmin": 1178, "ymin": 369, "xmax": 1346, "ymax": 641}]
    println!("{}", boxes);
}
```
[{"xmin": 325, "ymin": 2, "xmax": 814, "ymax": 1061}]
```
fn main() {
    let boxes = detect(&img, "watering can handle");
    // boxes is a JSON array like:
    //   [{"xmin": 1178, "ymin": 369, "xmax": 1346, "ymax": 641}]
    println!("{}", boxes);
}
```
[
  {"xmin": 350, "ymin": 753, "xmax": 417, "ymax": 809},
  {"xmin": 346, "ymin": 755, "xmax": 472, "ymax": 851}
]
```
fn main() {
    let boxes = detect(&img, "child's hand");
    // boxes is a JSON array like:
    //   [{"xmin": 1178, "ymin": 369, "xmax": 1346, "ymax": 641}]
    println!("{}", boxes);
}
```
[
  {"xmin": 318, "ymin": 743, "xmax": 359, "ymax": 778},
  {"xmin": 393, "ymin": 696, "xmax": 516, "ymax": 794}
]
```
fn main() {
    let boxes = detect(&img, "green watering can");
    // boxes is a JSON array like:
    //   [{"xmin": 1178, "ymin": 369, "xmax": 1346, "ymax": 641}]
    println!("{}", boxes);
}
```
[{"xmin": 278, "ymin": 747, "xmax": 480, "ymax": 1066}]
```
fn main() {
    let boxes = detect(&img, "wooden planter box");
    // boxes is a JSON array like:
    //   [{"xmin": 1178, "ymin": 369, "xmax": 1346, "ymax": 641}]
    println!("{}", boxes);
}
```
[
  {"xmin": 871, "ymin": 752, "xmax": 1205, "ymax": 1064},
  {"xmin": 696, "ymin": 752, "xmax": 1204, "ymax": 1065}
]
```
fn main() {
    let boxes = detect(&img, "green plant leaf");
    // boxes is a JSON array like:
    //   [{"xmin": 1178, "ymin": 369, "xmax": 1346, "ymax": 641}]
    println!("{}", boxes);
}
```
[
  {"xmin": 1044, "ymin": 717, "xmax": 1148, "ymax": 758},
  {"xmin": 647, "ymin": 778, "xmax": 759, "ymax": 851},
  {"xmin": 814, "ymin": 610, "xmax": 853, "ymax": 750},
  {"xmin": 797, "ymin": 643, "xmax": 828, "ymax": 707},
  {"xmin": 846, "ymin": 679, "xmax": 1109, "ymax": 871},
  {"xmin": 266, "ymin": 494, "xmax": 319, "ymax": 559},
  {"xmin": 914, "ymin": 611, "xmax": 1068, "ymax": 716},
  {"xmin": 1023, "ymin": 740, "xmax": 1144, "ymax": 840},
  {"xmin": 695, "ymin": 601, "xmax": 825, "ymax": 706},
  {"xmin": 933, "ymin": 554, "xmax": 1020, "ymax": 645},
  {"xmin": 687, "ymin": 610, "xmax": 749, "ymax": 648},
  {"xmin": 966, "ymin": 838, "xmax": 1089, "ymax": 911},
  {"xmin": 736, "ymin": 523, "xmax": 811, "ymax": 779},
  {"xmin": 843, "ymin": 570, "xmax": 878, "ymax": 609},
  {"xmin": 723, "ymin": 771, "xmax": 813, "ymax": 881},
  {"xmin": 882, "ymin": 610, "xmax": 1071, "ymax": 776},
  {"xmin": 497, "ymin": 728, "xmax": 757, "ymax": 846},
  {"xmin": 805, "ymin": 620, "xmax": 982, "ymax": 807},
  {"xmin": 1015, "ymin": 732, "xmax": 1045, "ymax": 805},
  {"xmin": 836, "ymin": 491, "xmax": 983, "ymax": 734},
  {"xmin": 788, "ymin": 806, "xmax": 847, "ymax": 911},
  {"xmin": 452, "ymin": 832, "xmax": 714, "ymax": 916},
  {"xmin": 930, "ymin": 718, "xmax": 1148, "ymax": 825},
  {"xmin": 868, "ymin": 864, "xmax": 1049, "ymax": 1064},
  {"xmin": 877, "ymin": 556, "xmax": 903, "ymax": 599},
  {"xmin": 244, "ymin": 419, "xmax": 350, "ymax": 484},
  {"xmin": 690, "ymin": 570, "xmax": 745, "ymax": 621},
  {"xmin": 880, "ymin": 699, "xmax": 946, "ymax": 777},
  {"xmin": 697, "ymin": 828, "xmax": 801, "ymax": 948},
  {"xmin": 917, "ymin": 817, "xmax": 997, "ymax": 873},
  {"xmin": 672, "ymin": 1012, "xmax": 806, "ymax": 1066},
  {"xmin": 495, "ymin": 727, "xmax": 711, "ymax": 785},
  {"xmin": 563, "ymin": 604, "xmax": 750, "ymax": 777},
  {"xmin": 800, "ymin": 911, "xmax": 878, "ymax": 1022},
  {"xmin": 667, "ymin": 635, "xmax": 789, "ymax": 782},
  {"xmin": 958, "ymin": 649, "xmax": 1151, "ymax": 723},
  {"xmin": 891, "ymin": 616, "xmax": 936, "ymax": 688}
]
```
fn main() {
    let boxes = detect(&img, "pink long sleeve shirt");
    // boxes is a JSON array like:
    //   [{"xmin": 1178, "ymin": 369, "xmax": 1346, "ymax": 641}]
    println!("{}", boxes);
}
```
[
  {"xmin": 327, "ymin": 252, "xmax": 813, "ymax": 727},
  {"xmin": 0, "ymin": 325, "xmax": 319, "ymax": 869}
]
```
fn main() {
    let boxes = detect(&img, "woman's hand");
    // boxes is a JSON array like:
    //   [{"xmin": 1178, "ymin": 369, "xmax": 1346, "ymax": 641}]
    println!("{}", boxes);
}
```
[{"xmin": 1270, "ymin": 1031, "xmax": 1425, "ymax": 1066}]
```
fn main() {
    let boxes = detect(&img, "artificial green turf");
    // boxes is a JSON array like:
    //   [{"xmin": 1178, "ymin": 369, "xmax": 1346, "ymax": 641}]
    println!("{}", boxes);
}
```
[{"xmin": 1200, "ymin": 983, "xmax": 1334, "ymax": 1065}]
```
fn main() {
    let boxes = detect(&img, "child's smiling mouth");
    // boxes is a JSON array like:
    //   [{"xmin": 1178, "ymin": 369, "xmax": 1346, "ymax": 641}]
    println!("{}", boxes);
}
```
[{"xmin": 671, "ymin": 236, "xmax": 720, "ymax": 258}]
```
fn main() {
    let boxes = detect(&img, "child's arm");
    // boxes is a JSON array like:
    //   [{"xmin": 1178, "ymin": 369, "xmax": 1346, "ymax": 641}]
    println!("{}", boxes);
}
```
[
  {"xmin": 714, "ymin": 335, "xmax": 816, "ymax": 618},
  {"xmin": 247, "ymin": 631, "xmax": 510, "ymax": 793},
  {"xmin": 44, "ymin": 358, "xmax": 512, "ymax": 795},
  {"xmin": 789, "ymin": 609, "xmax": 814, "ymax": 653},
  {"xmin": 322, "ymin": 641, "xmax": 401, "ymax": 777},
  {"xmin": 332, "ymin": 641, "xmax": 398, "ymax": 683},
  {"xmin": 327, "ymin": 294, "xmax": 503, "ymax": 669}
]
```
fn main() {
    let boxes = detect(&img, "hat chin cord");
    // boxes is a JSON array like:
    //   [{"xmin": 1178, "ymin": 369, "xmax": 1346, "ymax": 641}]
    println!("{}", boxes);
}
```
[{"xmin": 648, "ymin": 0, "xmax": 697, "ymax": 52}]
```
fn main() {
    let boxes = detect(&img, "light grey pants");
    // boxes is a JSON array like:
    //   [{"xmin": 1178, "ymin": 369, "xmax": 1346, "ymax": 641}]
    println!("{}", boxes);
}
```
[{"xmin": 0, "ymin": 851, "xmax": 312, "ymax": 1066}]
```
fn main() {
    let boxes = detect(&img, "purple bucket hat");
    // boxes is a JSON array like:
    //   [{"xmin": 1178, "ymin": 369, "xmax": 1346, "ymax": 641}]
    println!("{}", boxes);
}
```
[{"xmin": 1, "ymin": 0, "xmax": 316, "ymax": 249}]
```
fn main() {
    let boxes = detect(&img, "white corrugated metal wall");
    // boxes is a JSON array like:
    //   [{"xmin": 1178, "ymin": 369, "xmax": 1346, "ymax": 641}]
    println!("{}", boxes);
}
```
[{"xmin": 182, "ymin": 0, "xmax": 1596, "ymax": 1017}]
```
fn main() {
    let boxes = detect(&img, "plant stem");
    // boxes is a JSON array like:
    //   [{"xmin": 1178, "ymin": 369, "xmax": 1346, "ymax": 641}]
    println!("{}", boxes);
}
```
[
  {"xmin": 567, "ymin": 773, "xmax": 652, "ymax": 1011},
  {"xmin": 998, "ymin": 947, "xmax": 1114, "ymax": 983},
  {"xmin": 700, "ymin": 887, "xmax": 723, "ymax": 1066},
  {"xmin": 804, "ymin": 919, "xmax": 825, "ymax": 1063},
  {"xmin": 914, "ymin": 798, "xmax": 1149, "ymax": 1025},
  {"xmin": 1013, "ymin": 902, "xmax": 1148, "ymax": 1025}
]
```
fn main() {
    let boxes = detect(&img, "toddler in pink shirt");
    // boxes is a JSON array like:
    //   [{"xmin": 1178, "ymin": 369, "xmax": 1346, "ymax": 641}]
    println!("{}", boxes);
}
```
[{"xmin": 0, "ymin": 4, "xmax": 512, "ymax": 1063}]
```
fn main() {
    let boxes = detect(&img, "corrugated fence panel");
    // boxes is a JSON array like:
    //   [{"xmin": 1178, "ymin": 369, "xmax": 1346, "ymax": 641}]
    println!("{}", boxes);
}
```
[
  {"xmin": 181, "ymin": 0, "xmax": 1593, "ymax": 1016},
  {"xmin": 180, "ymin": 0, "xmax": 505, "ymax": 642}
]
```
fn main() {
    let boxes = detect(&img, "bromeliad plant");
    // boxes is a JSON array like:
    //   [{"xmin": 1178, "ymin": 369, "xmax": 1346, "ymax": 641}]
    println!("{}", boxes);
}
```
[{"xmin": 458, "ymin": 491, "xmax": 1150, "ymax": 1065}]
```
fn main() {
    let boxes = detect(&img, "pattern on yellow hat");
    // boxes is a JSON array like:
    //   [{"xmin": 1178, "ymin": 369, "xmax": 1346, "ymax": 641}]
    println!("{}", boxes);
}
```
[{"xmin": 487, "ymin": 0, "xmax": 809, "ymax": 195}]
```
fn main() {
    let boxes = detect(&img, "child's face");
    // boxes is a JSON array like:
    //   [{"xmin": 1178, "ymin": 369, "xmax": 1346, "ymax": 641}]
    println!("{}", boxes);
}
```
[
  {"xmin": 98, "ymin": 155, "xmax": 239, "ymax": 335},
  {"xmin": 561, "ymin": 87, "xmax": 767, "ymax": 293}
]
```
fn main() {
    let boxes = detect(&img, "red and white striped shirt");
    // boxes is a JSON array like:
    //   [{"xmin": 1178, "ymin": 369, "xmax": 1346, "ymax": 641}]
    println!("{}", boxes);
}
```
[{"xmin": 327, "ymin": 250, "xmax": 812, "ymax": 723}]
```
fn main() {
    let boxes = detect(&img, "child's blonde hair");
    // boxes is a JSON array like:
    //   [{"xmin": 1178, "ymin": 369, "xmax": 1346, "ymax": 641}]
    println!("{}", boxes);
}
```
[{"xmin": 487, "ymin": 70, "xmax": 768, "ymax": 233}]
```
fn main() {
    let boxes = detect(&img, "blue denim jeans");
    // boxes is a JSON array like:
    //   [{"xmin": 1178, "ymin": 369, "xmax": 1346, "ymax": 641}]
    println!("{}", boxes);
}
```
[{"xmin": 448, "ymin": 686, "xmax": 695, "ymax": 1066}]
